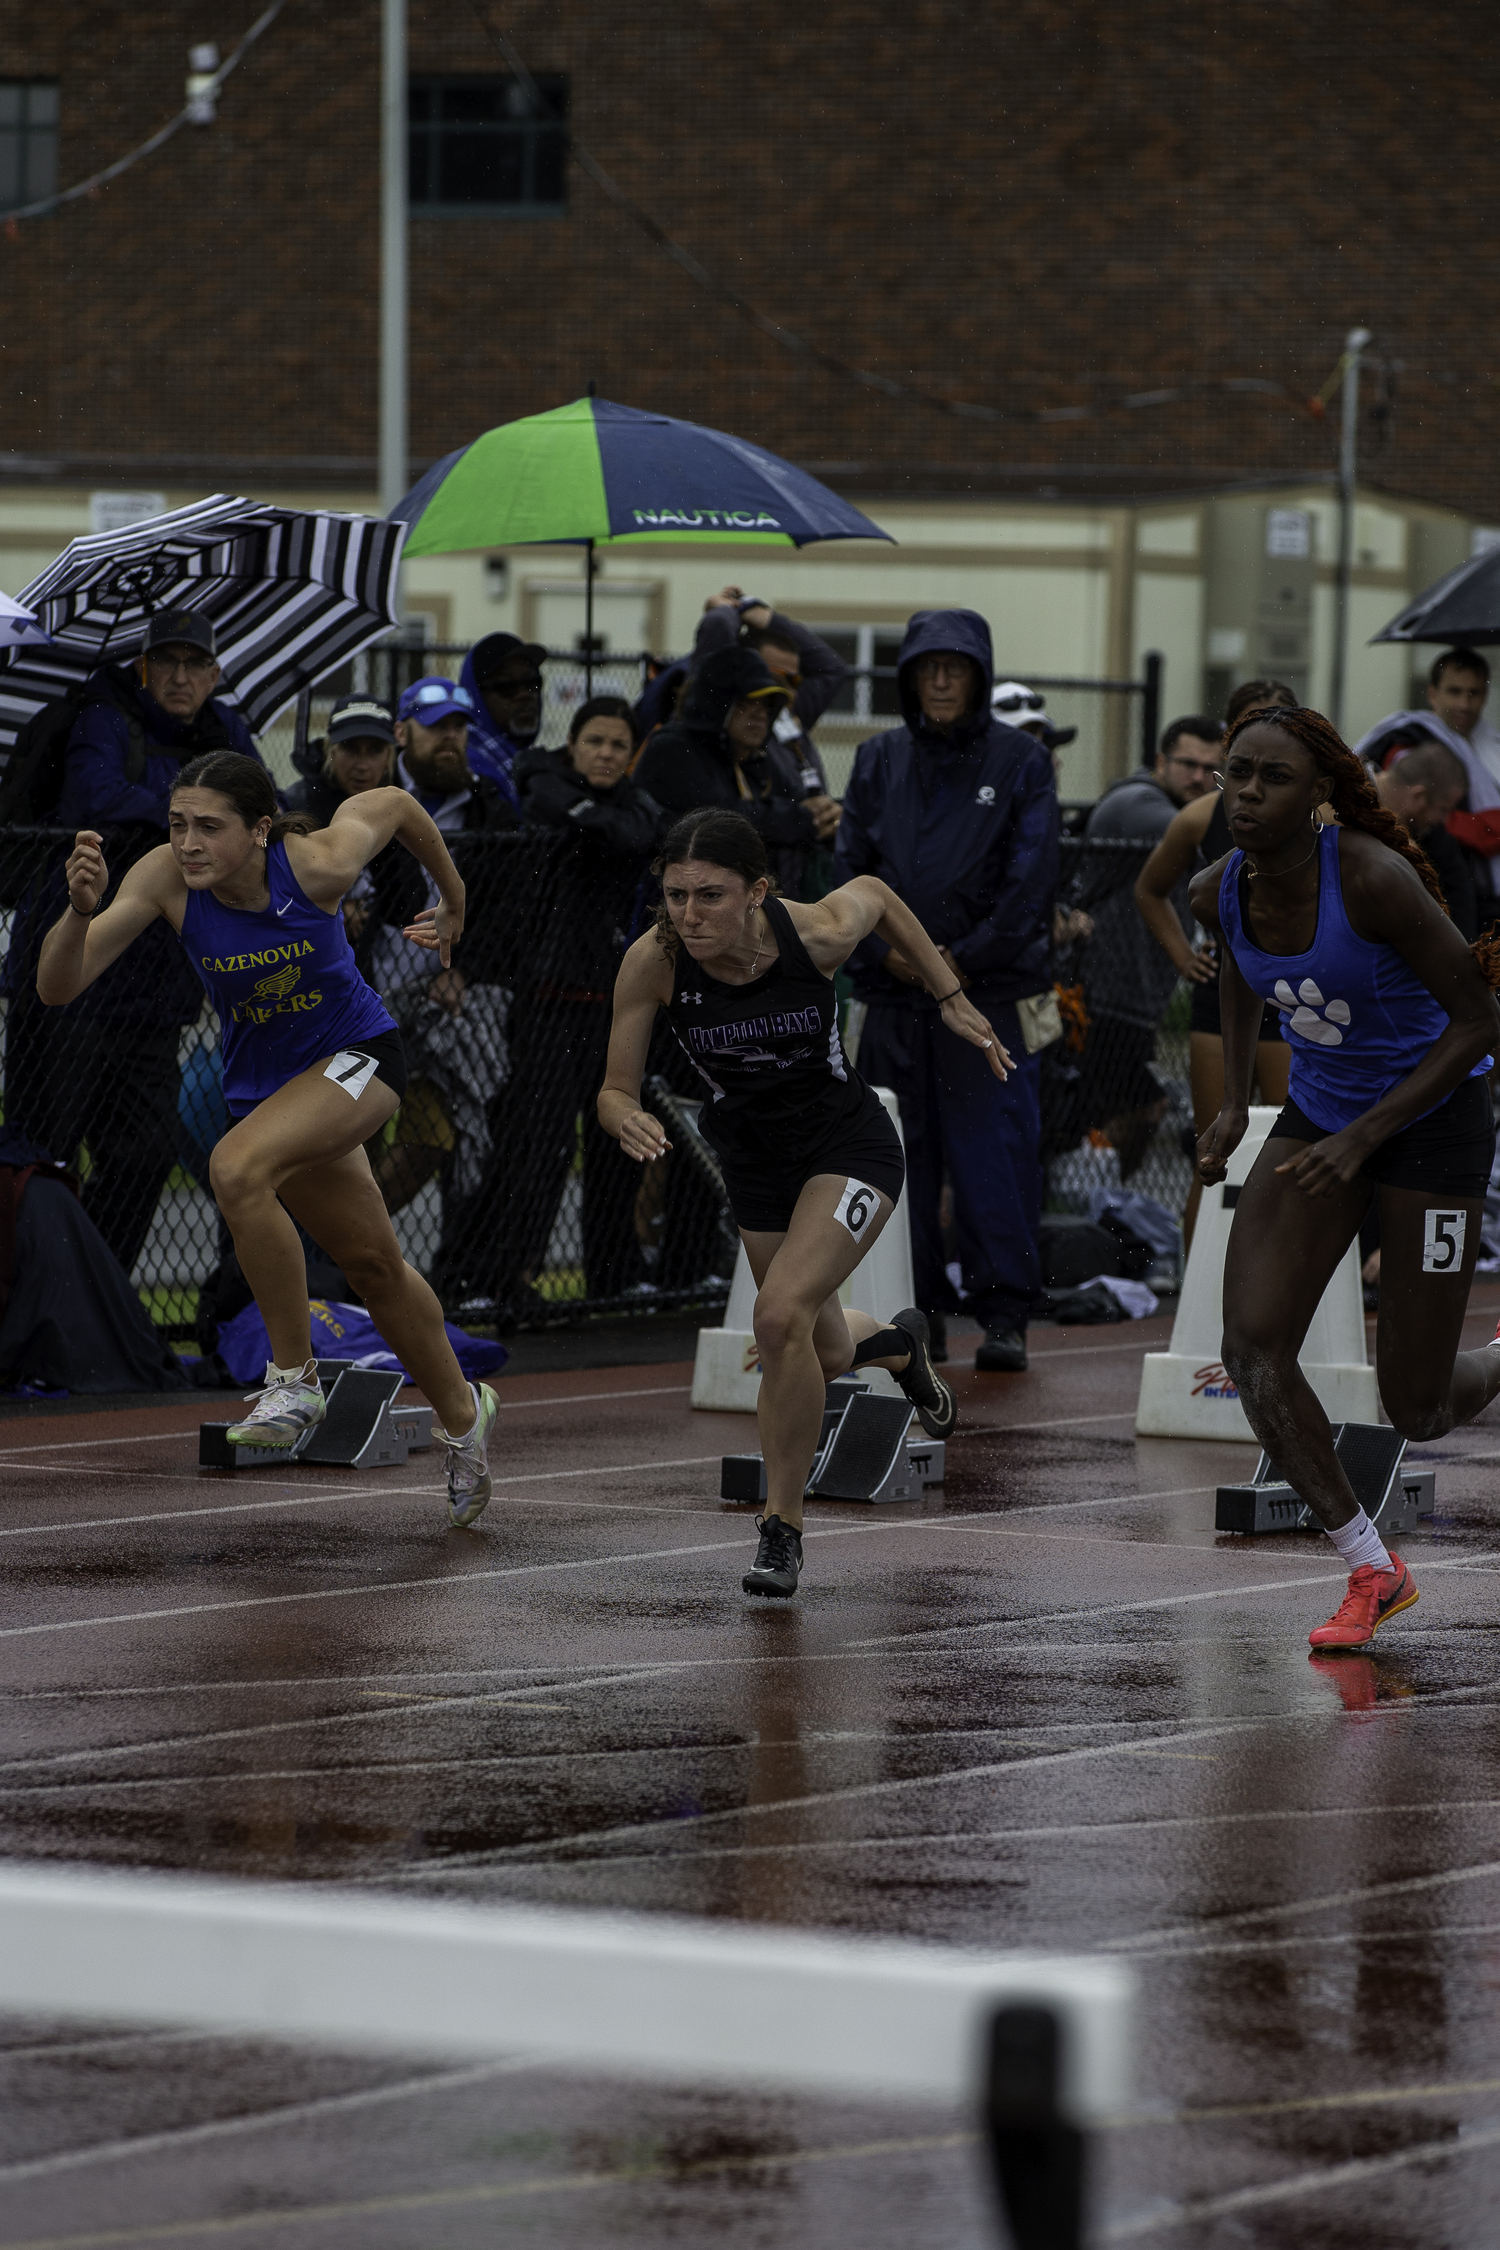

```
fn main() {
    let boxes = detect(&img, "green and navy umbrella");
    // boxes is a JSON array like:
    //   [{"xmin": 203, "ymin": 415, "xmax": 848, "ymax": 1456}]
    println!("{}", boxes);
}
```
[{"xmin": 391, "ymin": 395, "xmax": 891, "ymax": 555}]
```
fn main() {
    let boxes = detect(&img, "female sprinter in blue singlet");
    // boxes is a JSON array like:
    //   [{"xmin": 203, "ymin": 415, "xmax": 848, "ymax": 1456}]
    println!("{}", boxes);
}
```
[
  {"xmin": 598, "ymin": 808, "xmax": 1011, "ymax": 1600},
  {"xmin": 37, "ymin": 750, "xmax": 500, "ymax": 1526},
  {"xmin": 1192, "ymin": 706, "xmax": 1500, "ymax": 1653}
]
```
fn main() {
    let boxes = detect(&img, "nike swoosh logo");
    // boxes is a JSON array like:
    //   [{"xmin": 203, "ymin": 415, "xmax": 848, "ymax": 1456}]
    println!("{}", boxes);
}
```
[{"xmin": 276, "ymin": 900, "xmax": 293, "ymax": 916}]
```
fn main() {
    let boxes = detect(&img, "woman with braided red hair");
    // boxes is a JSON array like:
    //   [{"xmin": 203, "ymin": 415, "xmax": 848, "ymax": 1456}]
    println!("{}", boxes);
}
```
[{"xmin": 1191, "ymin": 706, "xmax": 1500, "ymax": 1653}]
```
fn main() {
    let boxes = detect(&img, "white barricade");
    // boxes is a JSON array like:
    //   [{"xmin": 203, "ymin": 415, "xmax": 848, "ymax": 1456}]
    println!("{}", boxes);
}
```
[
  {"xmin": 1135, "ymin": 1103, "xmax": 1378, "ymax": 1441},
  {"xmin": 0, "ymin": 1862, "xmax": 1132, "ymax": 2120},
  {"xmin": 692, "ymin": 1086, "xmax": 914, "ymax": 1413}
]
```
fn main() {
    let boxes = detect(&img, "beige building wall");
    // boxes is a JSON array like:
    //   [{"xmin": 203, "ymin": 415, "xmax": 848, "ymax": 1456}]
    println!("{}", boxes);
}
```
[{"xmin": 0, "ymin": 478, "xmax": 1483, "ymax": 802}]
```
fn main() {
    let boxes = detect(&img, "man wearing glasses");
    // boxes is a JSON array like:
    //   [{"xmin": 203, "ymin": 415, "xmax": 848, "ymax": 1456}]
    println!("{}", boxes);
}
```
[{"xmin": 1074, "ymin": 714, "xmax": 1224, "ymax": 1186}]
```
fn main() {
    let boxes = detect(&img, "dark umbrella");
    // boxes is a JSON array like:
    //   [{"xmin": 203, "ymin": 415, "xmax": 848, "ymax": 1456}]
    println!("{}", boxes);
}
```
[
  {"xmin": 0, "ymin": 494, "xmax": 405, "ymax": 752},
  {"xmin": 1373, "ymin": 546, "xmax": 1500, "ymax": 647}
]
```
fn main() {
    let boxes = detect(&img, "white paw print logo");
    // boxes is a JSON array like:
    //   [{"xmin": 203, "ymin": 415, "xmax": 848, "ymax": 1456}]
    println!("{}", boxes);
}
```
[{"xmin": 1274, "ymin": 976, "xmax": 1351, "ymax": 1046}]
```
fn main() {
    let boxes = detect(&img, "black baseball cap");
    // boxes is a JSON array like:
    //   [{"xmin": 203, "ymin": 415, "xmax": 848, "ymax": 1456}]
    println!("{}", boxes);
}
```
[
  {"xmin": 326, "ymin": 694, "xmax": 397, "ymax": 746},
  {"xmin": 471, "ymin": 631, "xmax": 546, "ymax": 684},
  {"xmin": 143, "ymin": 608, "xmax": 216, "ymax": 657}
]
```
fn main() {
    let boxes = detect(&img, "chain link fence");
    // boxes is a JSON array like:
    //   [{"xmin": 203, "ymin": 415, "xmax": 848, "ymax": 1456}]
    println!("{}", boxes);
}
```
[
  {"xmin": 0, "ymin": 656, "xmax": 1194, "ymax": 1347},
  {"xmin": 1044, "ymin": 835, "xmax": 1193, "ymax": 1230},
  {"xmin": 0, "ymin": 827, "xmax": 739, "ymax": 1345}
]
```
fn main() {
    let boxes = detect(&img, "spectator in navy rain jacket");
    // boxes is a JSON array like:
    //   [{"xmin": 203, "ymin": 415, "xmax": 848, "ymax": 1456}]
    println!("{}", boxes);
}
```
[
  {"xmin": 6, "ymin": 608, "xmax": 267, "ymax": 1277},
  {"xmin": 833, "ymin": 608, "xmax": 1060, "ymax": 1372}
]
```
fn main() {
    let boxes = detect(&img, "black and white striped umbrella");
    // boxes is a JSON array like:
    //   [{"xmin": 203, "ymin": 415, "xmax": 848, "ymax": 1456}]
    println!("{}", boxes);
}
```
[{"xmin": 0, "ymin": 494, "xmax": 405, "ymax": 752}]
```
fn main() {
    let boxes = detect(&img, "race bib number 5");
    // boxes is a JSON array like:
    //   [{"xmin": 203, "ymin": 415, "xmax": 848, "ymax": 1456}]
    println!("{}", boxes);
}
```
[
  {"xmin": 835, "ymin": 1177, "xmax": 880, "ymax": 1243},
  {"xmin": 1423, "ymin": 1208, "xmax": 1467, "ymax": 1274}
]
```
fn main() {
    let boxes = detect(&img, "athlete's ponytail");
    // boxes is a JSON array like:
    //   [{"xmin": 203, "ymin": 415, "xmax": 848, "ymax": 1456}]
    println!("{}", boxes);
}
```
[
  {"xmin": 173, "ymin": 751, "xmax": 317, "ymax": 843},
  {"xmin": 1226, "ymin": 707, "xmax": 1500, "ymax": 989},
  {"xmin": 651, "ymin": 807, "xmax": 779, "ymax": 955}
]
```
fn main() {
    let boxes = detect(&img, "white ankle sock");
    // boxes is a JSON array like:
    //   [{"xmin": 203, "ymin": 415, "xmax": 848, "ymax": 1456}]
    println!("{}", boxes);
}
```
[{"xmin": 1327, "ymin": 1506, "xmax": 1392, "ymax": 1575}]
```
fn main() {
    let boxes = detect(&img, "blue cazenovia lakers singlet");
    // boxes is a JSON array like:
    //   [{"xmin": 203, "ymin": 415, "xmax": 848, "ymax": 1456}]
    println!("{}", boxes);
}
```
[
  {"xmin": 1219, "ymin": 823, "xmax": 1491, "ymax": 1134},
  {"xmin": 180, "ymin": 840, "xmax": 396, "ymax": 1109}
]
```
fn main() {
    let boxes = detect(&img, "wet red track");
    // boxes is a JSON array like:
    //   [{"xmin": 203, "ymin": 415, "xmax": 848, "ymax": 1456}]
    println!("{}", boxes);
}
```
[{"xmin": 3, "ymin": 1296, "xmax": 1500, "ymax": 2247}]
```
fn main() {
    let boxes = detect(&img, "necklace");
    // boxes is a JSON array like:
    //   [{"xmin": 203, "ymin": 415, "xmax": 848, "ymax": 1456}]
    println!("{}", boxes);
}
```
[
  {"xmin": 744, "ymin": 906, "xmax": 769, "ymax": 973},
  {"xmin": 1247, "ymin": 830, "xmax": 1321, "ymax": 880}
]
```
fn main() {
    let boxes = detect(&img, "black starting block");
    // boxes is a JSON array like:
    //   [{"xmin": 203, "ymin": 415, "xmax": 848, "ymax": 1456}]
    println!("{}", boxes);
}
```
[
  {"xmin": 200, "ymin": 1362, "xmax": 435, "ymax": 1472},
  {"xmin": 721, "ymin": 1376, "xmax": 945, "ymax": 1506},
  {"xmin": 1214, "ymin": 1421, "xmax": 1433, "ymax": 1536}
]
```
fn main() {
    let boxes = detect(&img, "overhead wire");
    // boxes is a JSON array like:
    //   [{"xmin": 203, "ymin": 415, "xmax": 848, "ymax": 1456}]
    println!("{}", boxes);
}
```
[
  {"xmin": 465, "ymin": 0, "xmax": 1340, "ymax": 433},
  {"xmin": 1, "ymin": 0, "xmax": 294, "ymax": 235}
]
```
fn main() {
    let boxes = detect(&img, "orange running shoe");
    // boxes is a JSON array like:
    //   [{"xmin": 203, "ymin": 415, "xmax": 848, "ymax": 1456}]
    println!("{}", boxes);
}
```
[{"xmin": 1308, "ymin": 1555, "xmax": 1419, "ymax": 1651}]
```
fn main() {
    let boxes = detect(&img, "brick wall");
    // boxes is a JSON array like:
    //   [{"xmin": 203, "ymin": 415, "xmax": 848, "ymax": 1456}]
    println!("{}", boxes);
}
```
[{"xmin": 1, "ymin": 0, "xmax": 1495, "ymax": 514}]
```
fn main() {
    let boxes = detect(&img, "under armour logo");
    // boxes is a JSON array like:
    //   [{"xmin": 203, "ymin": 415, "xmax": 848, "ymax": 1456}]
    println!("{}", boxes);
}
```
[
  {"xmin": 1274, "ymin": 976, "xmax": 1350, "ymax": 1046},
  {"xmin": 975, "ymin": 784, "xmax": 996, "ymax": 805}
]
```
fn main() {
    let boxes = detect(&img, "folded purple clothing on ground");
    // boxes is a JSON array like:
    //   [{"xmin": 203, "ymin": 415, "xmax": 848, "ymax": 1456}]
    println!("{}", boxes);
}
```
[{"xmin": 217, "ymin": 1299, "xmax": 508, "ymax": 1387}]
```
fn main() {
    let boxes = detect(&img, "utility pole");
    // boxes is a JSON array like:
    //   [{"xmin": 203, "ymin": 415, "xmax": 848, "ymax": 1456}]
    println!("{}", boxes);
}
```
[
  {"xmin": 379, "ymin": 0, "xmax": 407, "ymax": 524},
  {"xmin": 1330, "ymin": 326, "xmax": 1371, "ymax": 735}
]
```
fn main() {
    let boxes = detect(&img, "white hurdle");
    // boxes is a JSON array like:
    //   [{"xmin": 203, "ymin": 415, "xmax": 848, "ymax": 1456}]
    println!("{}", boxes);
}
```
[
  {"xmin": 1136, "ymin": 1103, "xmax": 1377, "ymax": 1441},
  {"xmin": 0, "ymin": 1862, "xmax": 1132, "ymax": 2248}
]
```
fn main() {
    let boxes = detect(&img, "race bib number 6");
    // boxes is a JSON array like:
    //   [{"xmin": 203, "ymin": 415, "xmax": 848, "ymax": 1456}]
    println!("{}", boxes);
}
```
[
  {"xmin": 1423, "ymin": 1208, "xmax": 1467, "ymax": 1274},
  {"xmin": 835, "ymin": 1177, "xmax": 880, "ymax": 1243}
]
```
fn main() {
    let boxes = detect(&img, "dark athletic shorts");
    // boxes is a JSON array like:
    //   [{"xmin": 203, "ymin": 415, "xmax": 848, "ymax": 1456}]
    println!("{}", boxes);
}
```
[
  {"xmin": 714, "ymin": 1101, "xmax": 907, "ymax": 1235},
  {"xmin": 1189, "ymin": 974, "xmax": 1284, "ymax": 1044},
  {"xmin": 1268, "ymin": 1075, "xmax": 1496, "ymax": 1199},
  {"xmin": 226, "ymin": 1027, "xmax": 409, "ymax": 1124}
]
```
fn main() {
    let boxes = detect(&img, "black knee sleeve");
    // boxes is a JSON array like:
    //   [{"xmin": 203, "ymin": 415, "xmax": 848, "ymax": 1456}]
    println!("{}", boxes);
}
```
[{"xmin": 851, "ymin": 1324, "xmax": 908, "ymax": 1367}]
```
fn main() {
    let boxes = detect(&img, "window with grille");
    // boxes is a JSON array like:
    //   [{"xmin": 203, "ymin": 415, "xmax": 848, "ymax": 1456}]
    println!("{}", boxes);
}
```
[
  {"xmin": 408, "ymin": 76, "xmax": 567, "ymax": 215},
  {"xmin": 821, "ymin": 627, "xmax": 908, "ymax": 721},
  {"xmin": 0, "ymin": 82, "xmax": 58, "ymax": 214}
]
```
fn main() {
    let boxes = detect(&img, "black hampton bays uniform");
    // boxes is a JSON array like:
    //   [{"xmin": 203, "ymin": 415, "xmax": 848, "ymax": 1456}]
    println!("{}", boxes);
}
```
[{"xmin": 668, "ymin": 895, "xmax": 905, "ymax": 1232}]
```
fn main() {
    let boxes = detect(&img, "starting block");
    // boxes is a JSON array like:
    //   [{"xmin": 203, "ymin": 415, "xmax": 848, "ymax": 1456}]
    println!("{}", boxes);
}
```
[
  {"xmin": 1214, "ymin": 1421, "xmax": 1432, "ymax": 1537},
  {"xmin": 721, "ymin": 1376, "xmax": 945, "ymax": 1506},
  {"xmin": 199, "ymin": 1362, "xmax": 435, "ymax": 1472}
]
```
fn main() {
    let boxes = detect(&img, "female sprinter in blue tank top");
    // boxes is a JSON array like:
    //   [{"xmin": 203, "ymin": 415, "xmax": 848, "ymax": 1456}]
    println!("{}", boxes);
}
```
[
  {"xmin": 36, "ymin": 751, "xmax": 500, "ymax": 1525},
  {"xmin": 598, "ymin": 809, "xmax": 1011, "ymax": 1598},
  {"xmin": 1192, "ymin": 706, "xmax": 1500, "ymax": 1652}
]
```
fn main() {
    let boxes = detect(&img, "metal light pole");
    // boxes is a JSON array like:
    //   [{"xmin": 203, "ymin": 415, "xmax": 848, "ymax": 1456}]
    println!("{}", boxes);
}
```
[
  {"xmin": 1330, "ymin": 325, "xmax": 1371, "ymax": 735},
  {"xmin": 379, "ymin": 0, "xmax": 407, "ymax": 524}
]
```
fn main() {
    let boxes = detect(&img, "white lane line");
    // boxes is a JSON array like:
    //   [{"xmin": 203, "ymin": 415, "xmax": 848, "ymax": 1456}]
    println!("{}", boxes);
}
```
[
  {"xmin": 1101, "ymin": 2118, "xmax": 1500, "ymax": 2239},
  {"xmin": 0, "ymin": 1483, "xmax": 1217, "ymax": 1638},
  {"xmin": 0, "ymin": 2055, "xmax": 537, "ymax": 2186},
  {"xmin": 0, "ymin": 1382, "xmax": 696, "ymax": 1459},
  {"xmin": 1116, "ymin": 1856, "xmax": 1500, "ymax": 1953},
  {"xmin": 0, "ymin": 1527, "xmax": 750, "ymax": 1641},
  {"xmin": 0, "ymin": 1454, "xmax": 725, "ymax": 1541},
  {"xmin": 1116, "ymin": 1915, "xmax": 1500, "ymax": 1964},
  {"xmin": 849, "ymin": 1551, "xmax": 1496, "ymax": 1648},
  {"xmin": 0, "ymin": 1668, "xmax": 661, "ymax": 1780},
  {"xmin": 452, "ymin": 1795, "xmax": 1500, "ymax": 1877},
  {"xmin": 0, "ymin": 2028, "xmax": 211, "ymax": 2065},
  {"xmin": 373, "ymin": 1714, "xmax": 1305, "ymax": 1881}
]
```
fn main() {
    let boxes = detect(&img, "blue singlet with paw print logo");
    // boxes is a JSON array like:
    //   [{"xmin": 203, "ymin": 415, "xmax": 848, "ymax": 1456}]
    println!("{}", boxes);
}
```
[{"xmin": 1219, "ymin": 824, "xmax": 1491, "ymax": 1134}]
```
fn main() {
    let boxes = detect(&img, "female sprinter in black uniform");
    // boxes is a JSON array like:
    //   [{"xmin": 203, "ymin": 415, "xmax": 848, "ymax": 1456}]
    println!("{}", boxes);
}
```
[
  {"xmin": 598, "ymin": 808, "xmax": 1011, "ymax": 1597},
  {"xmin": 1193, "ymin": 706, "xmax": 1500, "ymax": 1651},
  {"xmin": 37, "ymin": 752, "xmax": 500, "ymax": 1527}
]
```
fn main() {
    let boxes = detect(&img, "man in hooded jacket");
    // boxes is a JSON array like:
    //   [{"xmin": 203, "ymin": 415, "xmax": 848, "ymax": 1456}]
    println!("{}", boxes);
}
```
[
  {"xmin": 633, "ymin": 644, "xmax": 839, "ymax": 895},
  {"xmin": 833, "ymin": 609, "xmax": 1059, "ymax": 1371}
]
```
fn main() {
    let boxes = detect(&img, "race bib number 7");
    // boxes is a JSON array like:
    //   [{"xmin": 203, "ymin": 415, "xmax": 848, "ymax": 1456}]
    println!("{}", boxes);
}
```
[
  {"xmin": 835, "ymin": 1177, "xmax": 880, "ymax": 1243},
  {"xmin": 1423, "ymin": 1208, "xmax": 1467, "ymax": 1274},
  {"xmin": 324, "ymin": 1049, "xmax": 379, "ymax": 1100}
]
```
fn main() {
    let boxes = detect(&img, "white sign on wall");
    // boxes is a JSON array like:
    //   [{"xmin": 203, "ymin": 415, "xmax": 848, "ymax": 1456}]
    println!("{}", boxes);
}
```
[{"xmin": 89, "ymin": 492, "xmax": 165, "ymax": 536}]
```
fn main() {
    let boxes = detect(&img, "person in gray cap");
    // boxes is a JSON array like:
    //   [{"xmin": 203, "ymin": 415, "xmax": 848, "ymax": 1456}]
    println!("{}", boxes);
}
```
[{"xmin": 284, "ymin": 694, "xmax": 398, "ymax": 826}]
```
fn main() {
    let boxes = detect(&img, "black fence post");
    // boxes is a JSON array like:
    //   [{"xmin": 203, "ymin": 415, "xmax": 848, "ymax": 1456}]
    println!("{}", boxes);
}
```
[{"xmin": 1141, "ymin": 651, "xmax": 1163, "ymax": 766}]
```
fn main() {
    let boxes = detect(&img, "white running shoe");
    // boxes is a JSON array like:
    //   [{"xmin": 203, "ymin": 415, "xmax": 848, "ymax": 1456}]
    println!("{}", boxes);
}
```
[
  {"xmin": 434, "ymin": 1380, "xmax": 500, "ymax": 1527},
  {"xmin": 227, "ymin": 1358, "xmax": 326, "ymax": 1449}
]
